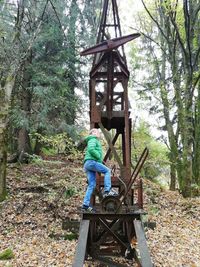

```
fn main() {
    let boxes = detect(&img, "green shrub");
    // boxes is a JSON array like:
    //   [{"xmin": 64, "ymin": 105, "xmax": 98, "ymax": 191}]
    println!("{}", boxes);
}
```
[
  {"xmin": 64, "ymin": 187, "xmax": 76, "ymax": 198},
  {"xmin": 191, "ymin": 183, "xmax": 200, "ymax": 197},
  {"xmin": 33, "ymin": 133, "xmax": 82, "ymax": 158},
  {"xmin": 0, "ymin": 248, "xmax": 14, "ymax": 260}
]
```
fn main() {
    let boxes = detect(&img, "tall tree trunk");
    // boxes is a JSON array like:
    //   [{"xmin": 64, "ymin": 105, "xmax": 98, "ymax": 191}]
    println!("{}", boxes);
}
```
[
  {"xmin": 0, "ymin": 78, "xmax": 15, "ymax": 201},
  {"xmin": 193, "ymin": 83, "xmax": 200, "ymax": 186},
  {"xmin": 157, "ymin": 6, "xmax": 179, "ymax": 190},
  {"xmin": 0, "ymin": 124, "xmax": 7, "ymax": 202},
  {"xmin": 66, "ymin": 0, "xmax": 78, "ymax": 124},
  {"xmin": 180, "ymin": 85, "xmax": 193, "ymax": 197},
  {"xmin": 17, "ymin": 57, "xmax": 32, "ymax": 162}
]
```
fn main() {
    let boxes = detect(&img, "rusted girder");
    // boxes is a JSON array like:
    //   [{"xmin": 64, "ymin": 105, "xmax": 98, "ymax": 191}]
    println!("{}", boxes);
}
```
[{"xmin": 80, "ymin": 33, "xmax": 140, "ymax": 56}]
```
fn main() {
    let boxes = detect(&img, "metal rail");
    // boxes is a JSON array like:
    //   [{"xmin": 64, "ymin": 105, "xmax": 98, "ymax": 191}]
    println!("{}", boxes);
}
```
[
  {"xmin": 134, "ymin": 220, "xmax": 153, "ymax": 267},
  {"xmin": 72, "ymin": 220, "xmax": 90, "ymax": 267}
]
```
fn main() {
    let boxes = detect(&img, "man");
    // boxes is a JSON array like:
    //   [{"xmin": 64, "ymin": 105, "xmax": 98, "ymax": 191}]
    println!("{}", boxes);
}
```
[{"xmin": 82, "ymin": 128, "xmax": 117, "ymax": 212}]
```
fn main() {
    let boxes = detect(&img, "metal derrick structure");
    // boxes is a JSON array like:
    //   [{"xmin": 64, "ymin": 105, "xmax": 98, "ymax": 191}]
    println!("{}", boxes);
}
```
[{"xmin": 73, "ymin": 1, "xmax": 153, "ymax": 266}]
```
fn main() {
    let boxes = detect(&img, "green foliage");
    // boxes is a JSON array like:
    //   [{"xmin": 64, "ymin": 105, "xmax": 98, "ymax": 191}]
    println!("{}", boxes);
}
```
[
  {"xmin": 64, "ymin": 187, "xmax": 76, "ymax": 199},
  {"xmin": 81, "ymin": 0, "xmax": 102, "ymax": 46},
  {"xmin": 28, "ymin": 154, "xmax": 44, "ymax": 165},
  {"xmin": 3, "ymin": 0, "xmax": 102, "ymax": 153},
  {"xmin": 132, "ymin": 121, "xmax": 169, "ymax": 179},
  {"xmin": 0, "ymin": 248, "xmax": 14, "ymax": 260},
  {"xmin": 49, "ymin": 231, "xmax": 78, "ymax": 241},
  {"xmin": 0, "ymin": 190, "xmax": 7, "ymax": 202},
  {"xmin": 148, "ymin": 205, "xmax": 160, "ymax": 215},
  {"xmin": 64, "ymin": 232, "xmax": 78, "ymax": 240},
  {"xmin": 191, "ymin": 184, "xmax": 200, "ymax": 197},
  {"xmin": 41, "ymin": 148, "xmax": 57, "ymax": 157},
  {"xmin": 33, "ymin": 133, "xmax": 82, "ymax": 158},
  {"xmin": 129, "ymin": 0, "xmax": 200, "ymax": 196},
  {"xmin": 9, "ymin": 107, "xmax": 30, "ymax": 130}
]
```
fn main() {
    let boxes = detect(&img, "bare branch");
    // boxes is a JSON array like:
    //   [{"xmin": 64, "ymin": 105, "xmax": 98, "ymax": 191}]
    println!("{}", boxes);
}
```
[
  {"xmin": 129, "ymin": 26, "xmax": 167, "ymax": 56},
  {"xmin": 141, "ymin": 0, "xmax": 168, "ymax": 41},
  {"xmin": 168, "ymin": 11, "xmax": 188, "ymax": 61},
  {"xmin": 15, "ymin": 0, "xmax": 49, "ymax": 76},
  {"xmin": 192, "ymin": 73, "xmax": 200, "ymax": 92},
  {"xmin": 193, "ymin": 2, "xmax": 200, "ymax": 24},
  {"xmin": 183, "ymin": 0, "xmax": 193, "ymax": 72},
  {"xmin": 194, "ymin": 46, "xmax": 200, "ymax": 68},
  {"xmin": 48, "ymin": 0, "xmax": 68, "ymax": 40}
]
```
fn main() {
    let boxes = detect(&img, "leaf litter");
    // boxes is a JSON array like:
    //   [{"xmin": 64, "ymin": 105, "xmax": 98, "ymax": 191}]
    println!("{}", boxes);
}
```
[{"xmin": 0, "ymin": 157, "xmax": 199, "ymax": 267}]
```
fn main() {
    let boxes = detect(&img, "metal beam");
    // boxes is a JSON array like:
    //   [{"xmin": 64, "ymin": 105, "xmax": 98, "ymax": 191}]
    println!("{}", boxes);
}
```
[
  {"xmin": 80, "ymin": 34, "xmax": 140, "ymax": 56},
  {"xmin": 99, "ymin": 122, "xmax": 123, "ymax": 169},
  {"xmin": 116, "ymin": 147, "xmax": 149, "ymax": 212},
  {"xmin": 72, "ymin": 220, "xmax": 90, "ymax": 267},
  {"xmin": 99, "ymin": 219, "xmax": 128, "ymax": 250},
  {"xmin": 134, "ymin": 220, "xmax": 153, "ymax": 267}
]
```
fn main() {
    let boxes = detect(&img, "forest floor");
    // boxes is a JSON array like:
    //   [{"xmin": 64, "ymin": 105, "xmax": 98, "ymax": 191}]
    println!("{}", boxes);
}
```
[{"xmin": 0, "ymin": 155, "xmax": 200, "ymax": 267}]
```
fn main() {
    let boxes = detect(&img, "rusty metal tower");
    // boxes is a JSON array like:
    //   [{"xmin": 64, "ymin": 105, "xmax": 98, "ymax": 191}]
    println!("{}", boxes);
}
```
[
  {"xmin": 81, "ymin": 0, "xmax": 141, "ymax": 193},
  {"xmin": 73, "ymin": 1, "xmax": 152, "ymax": 266}
]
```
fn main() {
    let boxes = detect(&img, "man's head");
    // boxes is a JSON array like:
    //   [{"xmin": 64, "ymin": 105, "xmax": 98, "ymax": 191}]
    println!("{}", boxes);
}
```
[{"xmin": 90, "ymin": 128, "xmax": 100, "ymax": 138}]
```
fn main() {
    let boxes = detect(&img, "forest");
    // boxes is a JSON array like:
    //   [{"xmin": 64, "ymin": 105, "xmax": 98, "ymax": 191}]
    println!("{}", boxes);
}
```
[{"xmin": 0, "ymin": 0, "xmax": 200, "ymax": 266}]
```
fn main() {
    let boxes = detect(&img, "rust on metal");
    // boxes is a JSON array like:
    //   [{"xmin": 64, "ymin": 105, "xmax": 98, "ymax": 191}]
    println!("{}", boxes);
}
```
[
  {"xmin": 80, "ymin": 33, "xmax": 140, "ymax": 56},
  {"xmin": 73, "ymin": 0, "xmax": 152, "ymax": 266}
]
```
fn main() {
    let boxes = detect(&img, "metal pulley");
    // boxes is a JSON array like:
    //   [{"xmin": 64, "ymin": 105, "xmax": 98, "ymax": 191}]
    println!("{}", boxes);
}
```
[{"xmin": 101, "ymin": 195, "xmax": 121, "ymax": 213}]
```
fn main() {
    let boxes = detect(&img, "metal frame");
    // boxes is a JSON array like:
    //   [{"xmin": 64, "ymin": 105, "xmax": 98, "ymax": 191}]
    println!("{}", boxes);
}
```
[{"xmin": 73, "ymin": 1, "xmax": 153, "ymax": 266}]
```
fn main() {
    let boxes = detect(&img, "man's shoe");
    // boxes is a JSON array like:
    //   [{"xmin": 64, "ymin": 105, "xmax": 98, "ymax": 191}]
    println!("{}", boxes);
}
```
[
  {"xmin": 103, "ymin": 188, "xmax": 118, "ymax": 198},
  {"xmin": 81, "ymin": 205, "xmax": 96, "ymax": 213}
]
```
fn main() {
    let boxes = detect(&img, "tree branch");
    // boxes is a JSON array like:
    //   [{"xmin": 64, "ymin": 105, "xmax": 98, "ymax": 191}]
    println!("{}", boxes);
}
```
[
  {"xmin": 48, "ymin": 0, "xmax": 68, "ymax": 40},
  {"xmin": 192, "ymin": 73, "xmax": 200, "ymax": 93},
  {"xmin": 194, "ymin": 46, "xmax": 200, "ymax": 68},
  {"xmin": 183, "ymin": 0, "xmax": 193, "ymax": 72},
  {"xmin": 168, "ymin": 10, "xmax": 188, "ymax": 62},
  {"xmin": 15, "ymin": 0, "xmax": 49, "ymax": 76},
  {"xmin": 130, "ymin": 26, "xmax": 167, "ymax": 56},
  {"xmin": 193, "ymin": 2, "xmax": 200, "ymax": 24},
  {"xmin": 141, "ymin": 0, "xmax": 168, "ymax": 41}
]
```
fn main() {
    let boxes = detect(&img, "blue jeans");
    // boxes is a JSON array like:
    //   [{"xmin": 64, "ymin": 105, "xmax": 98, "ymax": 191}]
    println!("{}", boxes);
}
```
[{"xmin": 83, "ymin": 160, "xmax": 111, "ymax": 207}]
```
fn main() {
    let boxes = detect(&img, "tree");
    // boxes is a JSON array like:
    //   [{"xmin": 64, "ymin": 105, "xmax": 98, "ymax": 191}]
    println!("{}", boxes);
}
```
[
  {"xmin": 0, "ymin": 0, "xmax": 49, "ymax": 199},
  {"xmin": 130, "ymin": 0, "xmax": 200, "ymax": 196},
  {"xmin": 9, "ymin": 0, "xmax": 103, "ymax": 157},
  {"xmin": 0, "ymin": 78, "xmax": 14, "ymax": 201},
  {"xmin": 0, "ymin": 0, "xmax": 102, "ymax": 200},
  {"xmin": 0, "ymin": 1, "xmax": 22, "ymax": 200}
]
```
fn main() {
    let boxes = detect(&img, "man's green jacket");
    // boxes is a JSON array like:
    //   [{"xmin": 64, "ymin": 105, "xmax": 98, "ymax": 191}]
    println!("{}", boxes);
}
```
[{"xmin": 84, "ymin": 135, "xmax": 103, "ymax": 163}]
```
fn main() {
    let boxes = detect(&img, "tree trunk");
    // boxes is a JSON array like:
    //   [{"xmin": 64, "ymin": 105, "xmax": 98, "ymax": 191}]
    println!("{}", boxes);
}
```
[
  {"xmin": 66, "ymin": 0, "xmax": 78, "ymax": 124},
  {"xmin": 193, "ymin": 85, "xmax": 200, "ymax": 186},
  {"xmin": 17, "ymin": 128, "xmax": 32, "ymax": 162},
  {"xmin": 169, "ymin": 163, "xmax": 176, "ymax": 191},
  {"xmin": 0, "ymin": 78, "xmax": 15, "ymax": 201},
  {"xmin": 34, "ymin": 135, "xmax": 42, "ymax": 155},
  {"xmin": 0, "ymin": 127, "xmax": 7, "ymax": 202},
  {"xmin": 16, "ymin": 57, "xmax": 33, "ymax": 162},
  {"xmin": 179, "ymin": 77, "xmax": 194, "ymax": 197},
  {"xmin": 181, "ymin": 141, "xmax": 193, "ymax": 197}
]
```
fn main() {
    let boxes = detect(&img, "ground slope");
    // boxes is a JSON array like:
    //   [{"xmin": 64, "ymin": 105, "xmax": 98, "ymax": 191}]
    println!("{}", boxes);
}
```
[{"xmin": 0, "ymin": 157, "xmax": 199, "ymax": 267}]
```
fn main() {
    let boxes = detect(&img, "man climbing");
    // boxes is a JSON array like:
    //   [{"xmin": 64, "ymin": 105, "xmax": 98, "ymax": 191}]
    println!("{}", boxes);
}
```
[{"xmin": 81, "ymin": 128, "xmax": 117, "ymax": 212}]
